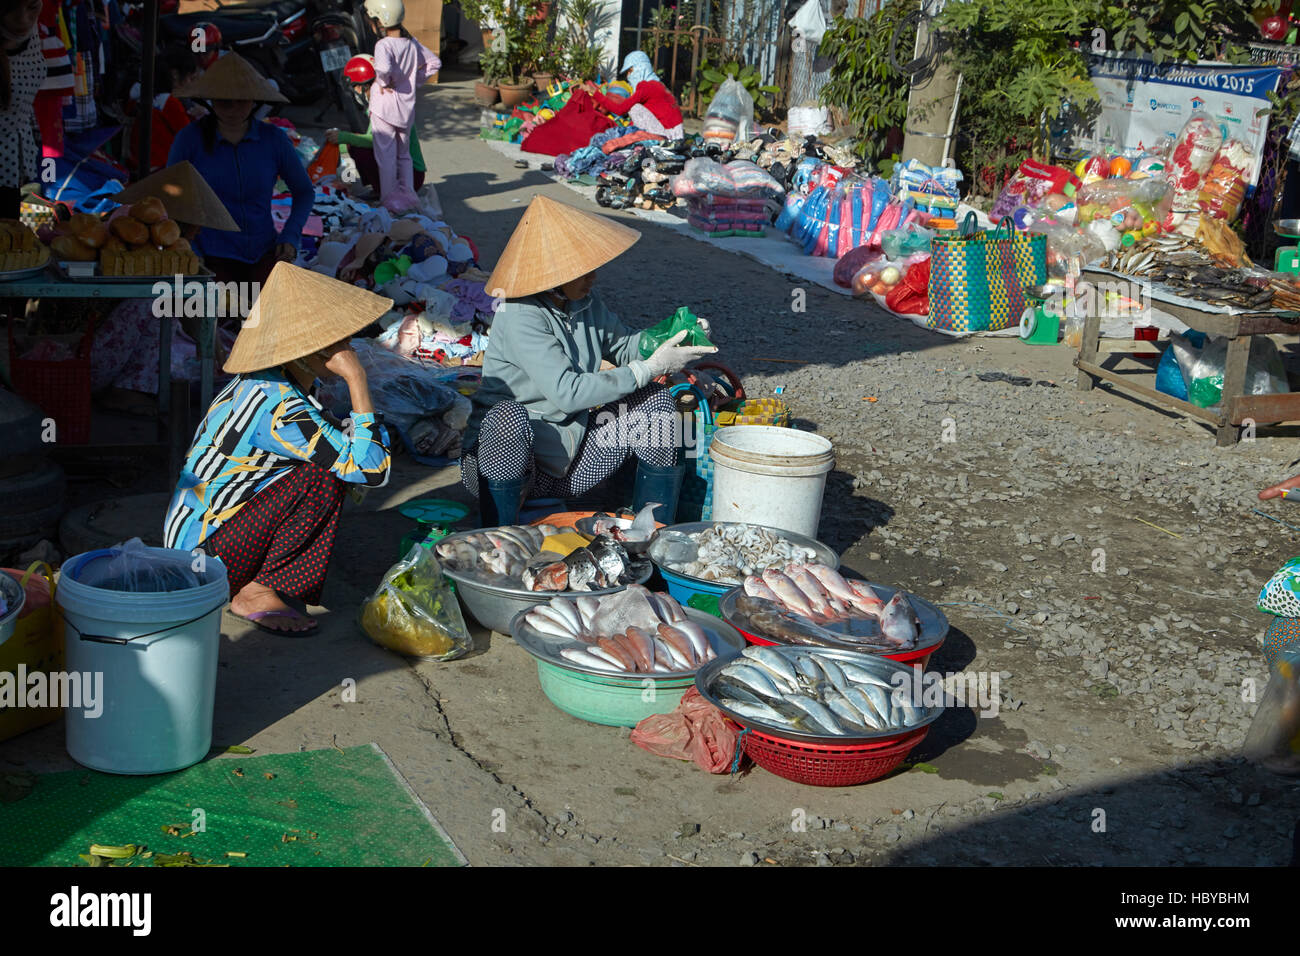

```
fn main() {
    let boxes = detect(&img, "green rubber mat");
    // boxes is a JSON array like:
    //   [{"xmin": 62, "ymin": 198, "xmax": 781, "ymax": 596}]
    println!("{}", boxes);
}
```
[{"xmin": 0, "ymin": 743, "xmax": 466, "ymax": 867}]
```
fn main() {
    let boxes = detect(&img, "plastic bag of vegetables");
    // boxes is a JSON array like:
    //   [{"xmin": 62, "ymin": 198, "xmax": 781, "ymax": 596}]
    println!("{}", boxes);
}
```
[{"xmin": 361, "ymin": 545, "xmax": 471, "ymax": 661}]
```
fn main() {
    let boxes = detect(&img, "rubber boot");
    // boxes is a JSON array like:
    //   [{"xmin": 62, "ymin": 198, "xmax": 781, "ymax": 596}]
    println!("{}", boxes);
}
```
[
  {"xmin": 631, "ymin": 457, "xmax": 685, "ymax": 526},
  {"xmin": 477, "ymin": 476, "xmax": 526, "ymax": 528}
]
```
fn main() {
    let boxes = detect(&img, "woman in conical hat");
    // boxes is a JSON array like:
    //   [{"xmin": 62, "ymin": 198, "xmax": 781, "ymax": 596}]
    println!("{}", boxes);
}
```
[
  {"xmin": 163, "ymin": 263, "xmax": 394, "ymax": 635},
  {"xmin": 462, "ymin": 194, "xmax": 717, "ymax": 527},
  {"xmin": 167, "ymin": 52, "xmax": 314, "ymax": 286}
]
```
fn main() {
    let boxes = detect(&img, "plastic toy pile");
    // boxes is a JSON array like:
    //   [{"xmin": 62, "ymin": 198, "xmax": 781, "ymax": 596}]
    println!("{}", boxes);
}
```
[{"xmin": 479, "ymin": 81, "xmax": 582, "ymax": 145}]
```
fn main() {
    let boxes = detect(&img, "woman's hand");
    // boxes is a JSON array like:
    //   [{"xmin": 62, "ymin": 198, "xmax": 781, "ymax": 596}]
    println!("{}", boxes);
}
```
[
  {"xmin": 321, "ymin": 343, "xmax": 366, "ymax": 383},
  {"xmin": 325, "ymin": 128, "xmax": 339, "ymax": 144},
  {"xmin": 275, "ymin": 243, "xmax": 297, "ymax": 262},
  {"xmin": 1260, "ymin": 475, "xmax": 1300, "ymax": 500}
]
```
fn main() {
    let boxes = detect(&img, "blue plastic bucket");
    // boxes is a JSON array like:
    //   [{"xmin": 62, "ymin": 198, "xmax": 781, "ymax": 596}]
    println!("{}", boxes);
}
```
[
  {"xmin": 658, "ymin": 566, "xmax": 733, "ymax": 607},
  {"xmin": 57, "ymin": 547, "xmax": 229, "ymax": 775}
]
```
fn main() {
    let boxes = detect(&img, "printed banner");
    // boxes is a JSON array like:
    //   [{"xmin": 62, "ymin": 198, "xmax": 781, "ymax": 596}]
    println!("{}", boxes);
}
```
[{"xmin": 1083, "ymin": 54, "xmax": 1283, "ymax": 188}]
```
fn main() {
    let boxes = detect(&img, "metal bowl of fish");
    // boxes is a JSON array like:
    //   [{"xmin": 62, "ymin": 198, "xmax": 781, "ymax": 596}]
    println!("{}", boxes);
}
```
[
  {"xmin": 511, "ymin": 586, "xmax": 747, "ymax": 726},
  {"xmin": 1275, "ymin": 219, "xmax": 1300, "ymax": 238},
  {"xmin": 718, "ymin": 573, "xmax": 948, "ymax": 665},
  {"xmin": 435, "ymin": 522, "xmax": 654, "ymax": 634},
  {"xmin": 648, "ymin": 521, "xmax": 839, "ymax": 603},
  {"xmin": 695, "ymin": 645, "xmax": 943, "ymax": 746}
]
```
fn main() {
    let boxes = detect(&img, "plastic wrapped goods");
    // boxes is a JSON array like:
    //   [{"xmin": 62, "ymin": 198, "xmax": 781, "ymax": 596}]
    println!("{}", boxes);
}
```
[{"xmin": 361, "ymin": 545, "xmax": 471, "ymax": 661}]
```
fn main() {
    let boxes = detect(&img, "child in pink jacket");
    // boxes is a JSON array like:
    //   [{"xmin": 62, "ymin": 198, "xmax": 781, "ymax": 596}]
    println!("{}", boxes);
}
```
[{"xmin": 364, "ymin": 0, "xmax": 440, "ymax": 213}]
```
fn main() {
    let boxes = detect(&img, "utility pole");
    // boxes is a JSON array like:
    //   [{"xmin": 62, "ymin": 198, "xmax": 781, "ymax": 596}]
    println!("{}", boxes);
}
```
[{"xmin": 900, "ymin": 1, "xmax": 961, "ymax": 167}]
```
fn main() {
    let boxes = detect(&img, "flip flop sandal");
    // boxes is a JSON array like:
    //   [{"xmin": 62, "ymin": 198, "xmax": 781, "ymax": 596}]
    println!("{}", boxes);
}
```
[
  {"xmin": 232, "ymin": 608, "xmax": 319, "ymax": 637},
  {"xmin": 976, "ymin": 372, "xmax": 1033, "ymax": 387}
]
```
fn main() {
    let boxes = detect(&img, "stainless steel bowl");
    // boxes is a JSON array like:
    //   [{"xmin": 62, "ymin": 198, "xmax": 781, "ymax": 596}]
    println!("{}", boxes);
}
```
[
  {"xmin": 573, "ymin": 514, "xmax": 660, "ymax": 556},
  {"xmin": 718, "ymin": 581, "xmax": 948, "ymax": 654},
  {"xmin": 437, "ymin": 529, "xmax": 653, "ymax": 633},
  {"xmin": 0, "ymin": 570, "xmax": 27, "ymax": 647},
  {"xmin": 647, "ymin": 520, "xmax": 839, "ymax": 588},
  {"xmin": 1276, "ymin": 219, "xmax": 1300, "ymax": 238},
  {"xmin": 511, "ymin": 602, "xmax": 746, "ymax": 679},
  {"xmin": 695, "ymin": 646, "xmax": 944, "ymax": 745}
]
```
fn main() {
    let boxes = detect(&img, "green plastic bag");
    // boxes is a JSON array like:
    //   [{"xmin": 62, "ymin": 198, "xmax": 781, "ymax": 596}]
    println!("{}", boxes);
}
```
[{"xmin": 638, "ymin": 307, "xmax": 715, "ymax": 359}]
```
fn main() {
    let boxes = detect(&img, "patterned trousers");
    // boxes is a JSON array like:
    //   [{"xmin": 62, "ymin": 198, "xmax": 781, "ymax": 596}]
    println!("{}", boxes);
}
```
[
  {"xmin": 202, "ymin": 461, "xmax": 346, "ymax": 604},
  {"xmin": 460, "ymin": 384, "xmax": 677, "ymax": 499}
]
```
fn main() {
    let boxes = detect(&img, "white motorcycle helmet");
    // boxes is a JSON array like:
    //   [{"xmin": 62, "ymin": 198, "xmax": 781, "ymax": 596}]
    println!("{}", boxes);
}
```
[{"xmin": 364, "ymin": 0, "xmax": 405, "ymax": 28}]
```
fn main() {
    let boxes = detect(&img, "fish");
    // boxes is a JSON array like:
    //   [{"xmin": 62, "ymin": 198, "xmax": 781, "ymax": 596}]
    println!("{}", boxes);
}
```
[
  {"xmin": 588, "ymin": 535, "xmax": 631, "ymax": 587},
  {"xmin": 714, "ymin": 677, "xmax": 766, "ymax": 705},
  {"xmin": 479, "ymin": 548, "xmax": 523, "ymax": 577},
  {"xmin": 655, "ymin": 592, "xmax": 688, "ymax": 623},
  {"xmin": 545, "ymin": 600, "xmax": 583, "ymax": 635},
  {"xmin": 837, "ymin": 659, "xmax": 894, "ymax": 689},
  {"xmin": 842, "ymin": 686, "xmax": 887, "ymax": 729},
  {"xmin": 795, "ymin": 654, "xmax": 822, "ymax": 686},
  {"xmin": 824, "ymin": 691, "xmax": 872, "ymax": 733},
  {"xmin": 803, "ymin": 564, "xmax": 858, "ymax": 605},
  {"xmin": 880, "ymin": 593, "xmax": 920, "ymax": 647},
  {"xmin": 657, "ymin": 624, "xmax": 698, "ymax": 667},
  {"xmin": 588, "ymin": 645, "xmax": 628, "ymax": 670},
  {"xmin": 787, "ymin": 566, "xmax": 834, "ymax": 617},
  {"xmin": 733, "ymin": 594, "xmax": 848, "ymax": 648},
  {"xmin": 779, "ymin": 694, "xmax": 846, "ymax": 736},
  {"xmin": 740, "ymin": 646, "xmax": 800, "ymax": 689},
  {"xmin": 656, "ymin": 633, "xmax": 691, "ymax": 669},
  {"xmin": 667, "ymin": 522, "xmax": 819, "ymax": 585},
  {"xmin": 597, "ymin": 637, "xmax": 636, "ymax": 670},
  {"xmin": 673, "ymin": 619, "xmax": 713, "ymax": 662},
  {"xmin": 521, "ymin": 554, "xmax": 568, "ymax": 592},
  {"xmin": 574, "ymin": 596, "xmax": 601, "ymax": 629},
  {"xmin": 814, "ymin": 657, "xmax": 851, "ymax": 695},
  {"xmin": 525, "ymin": 609, "xmax": 576, "ymax": 639},
  {"xmin": 623, "ymin": 626, "xmax": 656, "ymax": 671},
  {"xmin": 762, "ymin": 569, "xmax": 816, "ymax": 617},
  {"xmin": 718, "ymin": 662, "xmax": 785, "ymax": 701},
  {"xmin": 722, "ymin": 699, "xmax": 794, "ymax": 726},
  {"xmin": 844, "ymin": 580, "xmax": 886, "ymax": 616},
  {"xmin": 743, "ymin": 576, "xmax": 781, "ymax": 602},
  {"xmin": 563, "ymin": 549, "xmax": 600, "ymax": 592},
  {"xmin": 560, "ymin": 646, "xmax": 622, "ymax": 671}
]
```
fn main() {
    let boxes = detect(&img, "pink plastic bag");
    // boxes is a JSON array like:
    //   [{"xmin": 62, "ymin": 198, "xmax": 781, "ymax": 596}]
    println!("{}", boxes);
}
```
[{"xmin": 630, "ymin": 687, "xmax": 738, "ymax": 773}]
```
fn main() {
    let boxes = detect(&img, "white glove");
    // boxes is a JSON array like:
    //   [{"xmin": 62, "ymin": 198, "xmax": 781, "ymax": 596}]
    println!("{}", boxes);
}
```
[{"xmin": 631, "ymin": 329, "xmax": 718, "ymax": 386}]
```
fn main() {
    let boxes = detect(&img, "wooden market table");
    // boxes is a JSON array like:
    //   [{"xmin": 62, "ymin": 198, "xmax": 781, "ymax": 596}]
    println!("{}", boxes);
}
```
[
  {"xmin": 1074, "ymin": 267, "xmax": 1300, "ymax": 446},
  {"xmin": 1, "ymin": 270, "xmax": 219, "ymax": 476}
]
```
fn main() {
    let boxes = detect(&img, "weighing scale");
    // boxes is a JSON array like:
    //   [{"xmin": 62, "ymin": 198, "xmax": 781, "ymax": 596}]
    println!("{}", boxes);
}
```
[
  {"xmin": 1019, "ymin": 284, "xmax": 1063, "ymax": 345},
  {"xmin": 398, "ymin": 499, "xmax": 470, "ymax": 559}
]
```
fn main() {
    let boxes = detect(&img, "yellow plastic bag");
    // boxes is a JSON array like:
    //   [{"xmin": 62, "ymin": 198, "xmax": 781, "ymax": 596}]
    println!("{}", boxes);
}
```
[{"xmin": 360, "ymin": 546, "xmax": 470, "ymax": 661}]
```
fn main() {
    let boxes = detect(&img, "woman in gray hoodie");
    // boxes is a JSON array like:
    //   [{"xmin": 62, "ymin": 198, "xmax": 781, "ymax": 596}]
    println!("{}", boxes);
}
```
[{"xmin": 462, "ymin": 195, "xmax": 716, "ymax": 526}]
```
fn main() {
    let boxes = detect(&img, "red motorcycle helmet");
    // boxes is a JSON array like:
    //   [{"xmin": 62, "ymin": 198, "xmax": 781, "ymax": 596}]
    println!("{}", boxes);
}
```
[
  {"xmin": 194, "ymin": 22, "xmax": 222, "ymax": 70},
  {"xmin": 344, "ymin": 54, "xmax": 376, "ymax": 85}
]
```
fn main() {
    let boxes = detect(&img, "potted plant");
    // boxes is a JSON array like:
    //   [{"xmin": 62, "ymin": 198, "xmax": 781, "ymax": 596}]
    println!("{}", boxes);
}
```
[
  {"xmin": 460, "ymin": 0, "xmax": 496, "ymax": 53},
  {"xmin": 557, "ymin": 0, "xmax": 607, "ymax": 82},
  {"xmin": 480, "ymin": 0, "xmax": 545, "ymax": 106},
  {"xmin": 476, "ymin": 47, "xmax": 509, "ymax": 106},
  {"xmin": 532, "ymin": 40, "xmax": 564, "ymax": 91}
]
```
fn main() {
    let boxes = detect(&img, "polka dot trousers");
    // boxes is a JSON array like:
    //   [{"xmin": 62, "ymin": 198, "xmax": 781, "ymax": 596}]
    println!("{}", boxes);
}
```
[
  {"xmin": 461, "ymin": 384, "xmax": 678, "ymax": 499},
  {"xmin": 202, "ymin": 461, "xmax": 347, "ymax": 604}
]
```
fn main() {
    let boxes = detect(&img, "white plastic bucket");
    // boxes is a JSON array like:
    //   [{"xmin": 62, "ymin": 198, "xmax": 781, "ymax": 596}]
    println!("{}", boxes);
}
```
[
  {"xmin": 709, "ymin": 426, "xmax": 835, "ymax": 538},
  {"xmin": 57, "ymin": 547, "xmax": 228, "ymax": 775}
]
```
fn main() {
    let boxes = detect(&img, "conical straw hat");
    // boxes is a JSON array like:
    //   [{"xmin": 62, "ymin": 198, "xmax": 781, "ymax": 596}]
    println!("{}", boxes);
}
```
[
  {"xmin": 112, "ymin": 162, "xmax": 240, "ymax": 231},
  {"xmin": 224, "ymin": 263, "xmax": 394, "ymax": 374},
  {"xmin": 486, "ymin": 195, "xmax": 640, "ymax": 299},
  {"xmin": 175, "ymin": 52, "xmax": 288, "ymax": 104}
]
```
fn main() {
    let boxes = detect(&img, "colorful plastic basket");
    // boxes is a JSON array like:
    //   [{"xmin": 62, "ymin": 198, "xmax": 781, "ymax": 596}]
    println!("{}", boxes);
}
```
[
  {"xmin": 716, "ymin": 397, "xmax": 791, "ymax": 428},
  {"xmin": 740, "ymin": 724, "xmax": 929, "ymax": 787}
]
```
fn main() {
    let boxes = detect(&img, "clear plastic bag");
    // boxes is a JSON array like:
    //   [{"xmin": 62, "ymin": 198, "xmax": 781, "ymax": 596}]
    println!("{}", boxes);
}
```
[
  {"xmin": 1025, "ymin": 216, "xmax": 1106, "ymax": 277},
  {"xmin": 1188, "ymin": 335, "xmax": 1290, "ymax": 409},
  {"xmin": 77, "ymin": 538, "xmax": 204, "ymax": 592},
  {"xmin": 1243, "ymin": 652, "xmax": 1300, "ymax": 776},
  {"xmin": 316, "ymin": 339, "xmax": 464, "ymax": 432},
  {"xmin": 703, "ymin": 77, "xmax": 755, "ymax": 145},
  {"xmin": 360, "ymin": 544, "xmax": 471, "ymax": 661}
]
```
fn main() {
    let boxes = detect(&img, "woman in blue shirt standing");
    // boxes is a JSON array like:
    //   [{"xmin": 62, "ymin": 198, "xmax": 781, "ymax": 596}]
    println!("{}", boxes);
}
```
[{"xmin": 167, "ymin": 53, "xmax": 314, "ymax": 285}]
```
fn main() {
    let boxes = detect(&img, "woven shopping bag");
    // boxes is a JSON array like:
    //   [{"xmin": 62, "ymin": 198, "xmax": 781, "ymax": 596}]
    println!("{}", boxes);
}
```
[
  {"xmin": 927, "ymin": 215, "xmax": 1038, "ymax": 332},
  {"xmin": 673, "ymin": 383, "xmax": 717, "ymax": 522}
]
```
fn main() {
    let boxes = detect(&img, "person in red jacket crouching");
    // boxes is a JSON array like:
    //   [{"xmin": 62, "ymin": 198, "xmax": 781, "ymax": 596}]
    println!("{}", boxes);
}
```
[{"xmin": 583, "ymin": 51, "xmax": 684, "ymax": 141}]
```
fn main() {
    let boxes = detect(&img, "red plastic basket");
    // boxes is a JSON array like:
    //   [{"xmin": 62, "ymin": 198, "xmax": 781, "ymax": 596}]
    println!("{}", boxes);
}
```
[
  {"xmin": 734, "ymin": 623, "xmax": 941, "ymax": 670},
  {"xmin": 740, "ymin": 725, "xmax": 929, "ymax": 787},
  {"xmin": 9, "ymin": 320, "xmax": 95, "ymax": 445}
]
